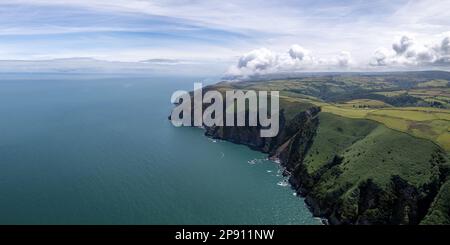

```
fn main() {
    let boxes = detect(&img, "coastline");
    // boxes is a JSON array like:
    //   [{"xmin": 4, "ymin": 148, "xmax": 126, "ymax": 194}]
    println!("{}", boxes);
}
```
[
  {"xmin": 268, "ymin": 156, "xmax": 329, "ymax": 225},
  {"xmin": 188, "ymin": 120, "xmax": 328, "ymax": 224},
  {"xmin": 170, "ymin": 104, "xmax": 331, "ymax": 224},
  {"xmin": 202, "ymin": 133, "xmax": 329, "ymax": 225}
]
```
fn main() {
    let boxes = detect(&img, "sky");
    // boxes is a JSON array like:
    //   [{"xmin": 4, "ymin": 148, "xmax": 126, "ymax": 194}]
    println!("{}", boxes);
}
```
[{"xmin": 0, "ymin": 0, "xmax": 449, "ymax": 76}]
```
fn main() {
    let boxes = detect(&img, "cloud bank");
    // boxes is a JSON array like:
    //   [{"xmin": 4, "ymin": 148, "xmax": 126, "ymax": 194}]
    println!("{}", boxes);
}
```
[
  {"xmin": 227, "ymin": 45, "xmax": 353, "ymax": 77},
  {"xmin": 370, "ymin": 34, "xmax": 450, "ymax": 67},
  {"xmin": 228, "ymin": 33, "xmax": 450, "ymax": 78}
]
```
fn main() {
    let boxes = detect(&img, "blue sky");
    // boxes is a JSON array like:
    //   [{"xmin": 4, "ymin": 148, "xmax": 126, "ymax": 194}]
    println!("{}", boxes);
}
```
[{"xmin": 0, "ymin": 0, "xmax": 449, "ymax": 74}]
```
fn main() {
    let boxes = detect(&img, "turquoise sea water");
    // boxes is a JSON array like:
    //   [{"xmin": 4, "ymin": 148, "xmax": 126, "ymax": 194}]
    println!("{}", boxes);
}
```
[{"xmin": 0, "ymin": 74, "xmax": 318, "ymax": 224}]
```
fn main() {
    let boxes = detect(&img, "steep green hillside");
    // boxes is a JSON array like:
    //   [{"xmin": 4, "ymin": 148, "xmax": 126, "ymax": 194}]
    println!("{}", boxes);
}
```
[
  {"xmin": 304, "ymin": 113, "xmax": 378, "ymax": 173},
  {"xmin": 288, "ymin": 112, "xmax": 450, "ymax": 224}
]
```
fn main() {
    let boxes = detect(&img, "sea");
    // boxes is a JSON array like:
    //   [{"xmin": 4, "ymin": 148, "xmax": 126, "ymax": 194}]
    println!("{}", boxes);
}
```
[{"xmin": 0, "ymin": 74, "xmax": 318, "ymax": 224}]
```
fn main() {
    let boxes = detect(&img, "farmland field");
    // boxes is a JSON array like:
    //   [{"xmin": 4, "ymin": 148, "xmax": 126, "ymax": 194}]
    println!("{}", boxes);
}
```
[{"xmin": 238, "ymin": 72, "xmax": 450, "ymax": 152}]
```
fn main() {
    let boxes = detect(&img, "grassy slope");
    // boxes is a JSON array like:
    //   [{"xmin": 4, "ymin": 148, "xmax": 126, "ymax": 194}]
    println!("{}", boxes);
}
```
[
  {"xmin": 337, "ymin": 126, "xmax": 441, "ymax": 187},
  {"xmin": 303, "ymin": 113, "xmax": 449, "ymax": 223},
  {"xmin": 304, "ymin": 113, "xmax": 378, "ymax": 173},
  {"xmin": 315, "ymin": 102, "xmax": 450, "ymax": 151},
  {"xmin": 307, "ymin": 113, "xmax": 444, "ymax": 188}
]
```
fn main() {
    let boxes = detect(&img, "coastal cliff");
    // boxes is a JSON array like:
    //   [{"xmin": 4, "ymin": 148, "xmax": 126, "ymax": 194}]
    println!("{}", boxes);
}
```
[
  {"xmin": 169, "ymin": 75, "xmax": 450, "ymax": 225},
  {"xmin": 184, "ymin": 105, "xmax": 450, "ymax": 225}
]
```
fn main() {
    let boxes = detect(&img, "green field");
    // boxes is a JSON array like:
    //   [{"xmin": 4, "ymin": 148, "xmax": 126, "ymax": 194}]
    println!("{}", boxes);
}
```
[
  {"xmin": 328, "ymin": 107, "xmax": 450, "ymax": 151},
  {"xmin": 279, "ymin": 95, "xmax": 450, "ymax": 151}
]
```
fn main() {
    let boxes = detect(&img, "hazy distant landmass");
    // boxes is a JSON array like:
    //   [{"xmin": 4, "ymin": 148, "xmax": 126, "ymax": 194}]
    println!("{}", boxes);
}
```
[{"xmin": 0, "ymin": 58, "xmax": 229, "ymax": 76}]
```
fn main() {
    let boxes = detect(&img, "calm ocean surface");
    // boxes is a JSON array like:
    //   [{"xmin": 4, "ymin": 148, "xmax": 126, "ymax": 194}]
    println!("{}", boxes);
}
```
[{"xmin": 0, "ymin": 74, "xmax": 317, "ymax": 224}]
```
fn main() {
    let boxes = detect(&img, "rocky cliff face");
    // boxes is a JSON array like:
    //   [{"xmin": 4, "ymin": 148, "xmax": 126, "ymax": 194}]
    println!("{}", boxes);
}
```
[
  {"xmin": 204, "ymin": 107, "xmax": 320, "ymax": 156},
  {"xmin": 184, "ymin": 105, "xmax": 449, "ymax": 225}
]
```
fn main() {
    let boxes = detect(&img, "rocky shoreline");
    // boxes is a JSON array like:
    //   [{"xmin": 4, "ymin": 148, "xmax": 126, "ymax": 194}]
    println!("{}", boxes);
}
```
[{"xmin": 200, "ymin": 106, "xmax": 335, "ymax": 223}]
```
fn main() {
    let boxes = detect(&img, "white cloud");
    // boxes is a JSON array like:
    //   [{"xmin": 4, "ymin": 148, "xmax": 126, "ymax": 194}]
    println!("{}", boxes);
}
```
[
  {"xmin": 288, "ymin": 45, "xmax": 311, "ymax": 61},
  {"xmin": 441, "ymin": 37, "xmax": 450, "ymax": 54},
  {"xmin": 371, "ymin": 47, "xmax": 394, "ymax": 66},
  {"xmin": 227, "ymin": 45, "xmax": 353, "ymax": 77},
  {"xmin": 370, "ymin": 34, "xmax": 450, "ymax": 67},
  {"xmin": 237, "ymin": 48, "xmax": 275, "ymax": 71},
  {"xmin": 392, "ymin": 36, "xmax": 413, "ymax": 55},
  {"xmin": 336, "ymin": 51, "xmax": 352, "ymax": 67}
]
